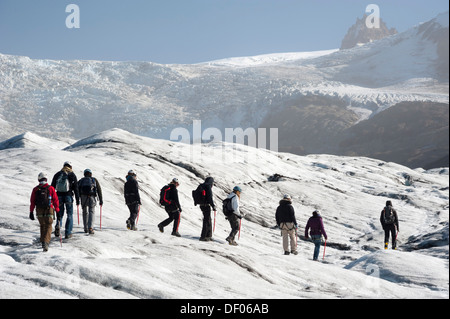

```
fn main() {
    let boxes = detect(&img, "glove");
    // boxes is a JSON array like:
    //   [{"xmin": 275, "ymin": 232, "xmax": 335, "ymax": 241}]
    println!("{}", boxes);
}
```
[
  {"xmin": 29, "ymin": 212, "xmax": 35, "ymax": 221},
  {"xmin": 99, "ymin": 200, "xmax": 103, "ymax": 206}
]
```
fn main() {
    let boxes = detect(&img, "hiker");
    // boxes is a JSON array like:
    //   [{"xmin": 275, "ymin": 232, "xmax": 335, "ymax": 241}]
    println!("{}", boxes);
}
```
[
  {"xmin": 305, "ymin": 210, "xmax": 328, "ymax": 261},
  {"xmin": 158, "ymin": 178, "xmax": 182, "ymax": 237},
  {"xmin": 198, "ymin": 177, "xmax": 216, "ymax": 241},
  {"xmin": 380, "ymin": 200, "xmax": 399, "ymax": 250},
  {"xmin": 51, "ymin": 161, "xmax": 80, "ymax": 239},
  {"xmin": 124, "ymin": 170, "xmax": 141, "ymax": 230},
  {"xmin": 225, "ymin": 186, "xmax": 243, "ymax": 246},
  {"xmin": 29, "ymin": 173, "xmax": 60, "ymax": 252},
  {"xmin": 275, "ymin": 195, "xmax": 298, "ymax": 255},
  {"xmin": 78, "ymin": 169, "xmax": 103, "ymax": 235}
]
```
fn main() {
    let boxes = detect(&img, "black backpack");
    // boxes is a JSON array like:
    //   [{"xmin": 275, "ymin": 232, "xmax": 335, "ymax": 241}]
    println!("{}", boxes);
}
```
[
  {"xmin": 35, "ymin": 185, "xmax": 50, "ymax": 209},
  {"xmin": 192, "ymin": 184, "xmax": 206, "ymax": 206},
  {"xmin": 383, "ymin": 206, "xmax": 395, "ymax": 225},
  {"xmin": 79, "ymin": 177, "xmax": 97, "ymax": 196},
  {"xmin": 160, "ymin": 185, "xmax": 172, "ymax": 206},
  {"xmin": 222, "ymin": 196, "xmax": 234, "ymax": 217}
]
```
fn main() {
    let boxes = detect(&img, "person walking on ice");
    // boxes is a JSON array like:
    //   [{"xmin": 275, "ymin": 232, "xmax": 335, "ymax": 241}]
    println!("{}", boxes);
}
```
[
  {"xmin": 124, "ymin": 170, "xmax": 141, "ymax": 231},
  {"xmin": 29, "ymin": 172, "xmax": 60, "ymax": 252},
  {"xmin": 78, "ymin": 168, "xmax": 103, "ymax": 235},
  {"xmin": 51, "ymin": 161, "xmax": 80, "ymax": 239},
  {"xmin": 380, "ymin": 200, "xmax": 399, "ymax": 250},
  {"xmin": 275, "ymin": 195, "xmax": 298, "ymax": 255},
  {"xmin": 304, "ymin": 210, "xmax": 328, "ymax": 261},
  {"xmin": 224, "ymin": 186, "xmax": 243, "ymax": 246},
  {"xmin": 158, "ymin": 178, "xmax": 182, "ymax": 237}
]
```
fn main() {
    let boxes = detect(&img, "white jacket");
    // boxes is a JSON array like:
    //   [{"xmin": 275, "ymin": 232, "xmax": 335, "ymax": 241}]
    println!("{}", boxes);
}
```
[{"xmin": 227, "ymin": 192, "xmax": 241, "ymax": 217}]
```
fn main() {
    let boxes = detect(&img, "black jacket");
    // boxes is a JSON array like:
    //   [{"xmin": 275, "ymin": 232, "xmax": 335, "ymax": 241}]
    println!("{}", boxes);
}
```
[
  {"xmin": 200, "ymin": 177, "xmax": 216, "ymax": 210},
  {"xmin": 51, "ymin": 168, "xmax": 80, "ymax": 204},
  {"xmin": 380, "ymin": 205, "xmax": 399, "ymax": 230},
  {"xmin": 166, "ymin": 183, "xmax": 181, "ymax": 212},
  {"xmin": 124, "ymin": 176, "xmax": 141, "ymax": 205},
  {"xmin": 78, "ymin": 177, "xmax": 103, "ymax": 205},
  {"xmin": 275, "ymin": 200, "xmax": 297, "ymax": 227}
]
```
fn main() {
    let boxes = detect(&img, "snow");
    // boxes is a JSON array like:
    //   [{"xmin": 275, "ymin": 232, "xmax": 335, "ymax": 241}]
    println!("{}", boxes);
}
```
[
  {"xmin": 0, "ymin": 129, "xmax": 448, "ymax": 299},
  {"xmin": 199, "ymin": 49, "xmax": 339, "ymax": 67}
]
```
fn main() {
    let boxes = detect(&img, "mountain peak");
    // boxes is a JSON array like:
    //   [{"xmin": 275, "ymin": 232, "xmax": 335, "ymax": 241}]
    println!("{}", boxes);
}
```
[{"xmin": 340, "ymin": 14, "xmax": 398, "ymax": 50}]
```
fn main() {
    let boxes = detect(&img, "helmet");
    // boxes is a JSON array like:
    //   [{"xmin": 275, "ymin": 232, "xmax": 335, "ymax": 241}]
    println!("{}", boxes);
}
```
[
  {"xmin": 283, "ymin": 194, "xmax": 292, "ymax": 201},
  {"xmin": 233, "ymin": 186, "xmax": 242, "ymax": 192},
  {"xmin": 128, "ymin": 170, "xmax": 136, "ymax": 175},
  {"xmin": 172, "ymin": 178, "xmax": 179, "ymax": 184},
  {"xmin": 38, "ymin": 172, "xmax": 47, "ymax": 181},
  {"xmin": 84, "ymin": 169, "xmax": 92, "ymax": 176}
]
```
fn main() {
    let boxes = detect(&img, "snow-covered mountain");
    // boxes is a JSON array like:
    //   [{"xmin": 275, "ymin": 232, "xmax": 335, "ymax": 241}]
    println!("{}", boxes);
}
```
[
  {"xmin": 0, "ymin": 128, "xmax": 448, "ymax": 299},
  {"xmin": 340, "ymin": 14, "xmax": 398, "ymax": 50},
  {"xmin": 0, "ymin": 12, "xmax": 448, "ymax": 169}
]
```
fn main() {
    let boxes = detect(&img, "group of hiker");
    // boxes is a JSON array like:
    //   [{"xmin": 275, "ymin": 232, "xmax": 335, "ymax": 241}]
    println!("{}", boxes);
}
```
[
  {"xmin": 29, "ymin": 161, "xmax": 103, "ymax": 251},
  {"xmin": 29, "ymin": 162, "xmax": 400, "ymax": 257}
]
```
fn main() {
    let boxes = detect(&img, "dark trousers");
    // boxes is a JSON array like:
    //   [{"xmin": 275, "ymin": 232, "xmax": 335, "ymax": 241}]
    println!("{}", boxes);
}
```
[
  {"xmin": 127, "ymin": 203, "xmax": 139, "ymax": 227},
  {"xmin": 384, "ymin": 224, "xmax": 397, "ymax": 248},
  {"xmin": 227, "ymin": 214, "xmax": 240, "ymax": 240},
  {"xmin": 200, "ymin": 205, "xmax": 212, "ymax": 239},
  {"xmin": 159, "ymin": 208, "xmax": 180, "ymax": 232}
]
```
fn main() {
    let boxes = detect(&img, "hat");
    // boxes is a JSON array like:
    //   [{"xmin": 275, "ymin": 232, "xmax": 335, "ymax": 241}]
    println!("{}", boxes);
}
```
[
  {"xmin": 233, "ymin": 186, "xmax": 242, "ymax": 192},
  {"xmin": 283, "ymin": 194, "xmax": 291, "ymax": 201},
  {"xmin": 128, "ymin": 170, "xmax": 136, "ymax": 176},
  {"xmin": 172, "ymin": 178, "xmax": 179, "ymax": 184},
  {"xmin": 63, "ymin": 161, "xmax": 72, "ymax": 168},
  {"xmin": 38, "ymin": 172, "xmax": 47, "ymax": 181},
  {"xmin": 313, "ymin": 210, "xmax": 320, "ymax": 216}
]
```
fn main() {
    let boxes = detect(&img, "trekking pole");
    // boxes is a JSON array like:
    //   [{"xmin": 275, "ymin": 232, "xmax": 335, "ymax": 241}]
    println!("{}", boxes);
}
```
[
  {"xmin": 238, "ymin": 218, "xmax": 242, "ymax": 240},
  {"xmin": 213, "ymin": 210, "xmax": 216, "ymax": 233},
  {"xmin": 323, "ymin": 240, "xmax": 327, "ymax": 261},
  {"xmin": 176, "ymin": 212, "xmax": 181, "ymax": 232},
  {"xmin": 136, "ymin": 205, "xmax": 141, "ymax": 225},
  {"xmin": 100, "ymin": 205, "xmax": 103, "ymax": 230}
]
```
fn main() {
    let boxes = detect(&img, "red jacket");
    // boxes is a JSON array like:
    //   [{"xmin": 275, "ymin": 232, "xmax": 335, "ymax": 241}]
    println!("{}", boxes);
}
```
[{"xmin": 30, "ymin": 183, "xmax": 60, "ymax": 213}]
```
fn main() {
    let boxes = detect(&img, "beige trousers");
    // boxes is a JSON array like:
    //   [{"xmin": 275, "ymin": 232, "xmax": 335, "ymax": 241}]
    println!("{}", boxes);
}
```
[{"xmin": 280, "ymin": 222, "xmax": 297, "ymax": 252}]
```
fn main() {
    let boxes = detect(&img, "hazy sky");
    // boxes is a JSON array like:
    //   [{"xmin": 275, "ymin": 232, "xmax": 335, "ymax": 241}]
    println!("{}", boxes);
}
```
[{"xmin": 0, "ymin": 0, "xmax": 448, "ymax": 64}]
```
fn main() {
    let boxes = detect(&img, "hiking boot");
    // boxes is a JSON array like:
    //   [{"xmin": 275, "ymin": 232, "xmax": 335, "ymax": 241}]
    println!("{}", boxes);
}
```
[
  {"xmin": 84, "ymin": 228, "xmax": 88, "ymax": 233},
  {"xmin": 65, "ymin": 234, "xmax": 72, "ymax": 239},
  {"xmin": 126, "ymin": 219, "xmax": 131, "ymax": 230},
  {"xmin": 89, "ymin": 228, "xmax": 95, "ymax": 235},
  {"xmin": 229, "ymin": 240, "xmax": 238, "ymax": 246},
  {"xmin": 384, "ymin": 242, "xmax": 388, "ymax": 250},
  {"xmin": 55, "ymin": 226, "xmax": 60, "ymax": 237},
  {"xmin": 131, "ymin": 225, "xmax": 138, "ymax": 231},
  {"xmin": 284, "ymin": 251, "xmax": 290, "ymax": 255},
  {"xmin": 199, "ymin": 237, "xmax": 208, "ymax": 242},
  {"xmin": 158, "ymin": 224, "xmax": 164, "ymax": 233},
  {"xmin": 291, "ymin": 250, "xmax": 298, "ymax": 255},
  {"xmin": 171, "ymin": 231, "xmax": 181, "ymax": 237},
  {"xmin": 42, "ymin": 242, "xmax": 49, "ymax": 252}
]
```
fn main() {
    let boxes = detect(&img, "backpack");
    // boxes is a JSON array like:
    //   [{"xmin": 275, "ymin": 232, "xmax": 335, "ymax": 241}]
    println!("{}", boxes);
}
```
[
  {"xmin": 79, "ymin": 177, "xmax": 96, "ymax": 196},
  {"xmin": 159, "ymin": 185, "xmax": 172, "ymax": 207},
  {"xmin": 55, "ymin": 172, "xmax": 70, "ymax": 193},
  {"xmin": 383, "ymin": 206, "xmax": 395, "ymax": 225},
  {"xmin": 35, "ymin": 185, "xmax": 50, "ymax": 209},
  {"xmin": 222, "ymin": 196, "xmax": 234, "ymax": 217},
  {"xmin": 192, "ymin": 184, "xmax": 206, "ymax": 206}
]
